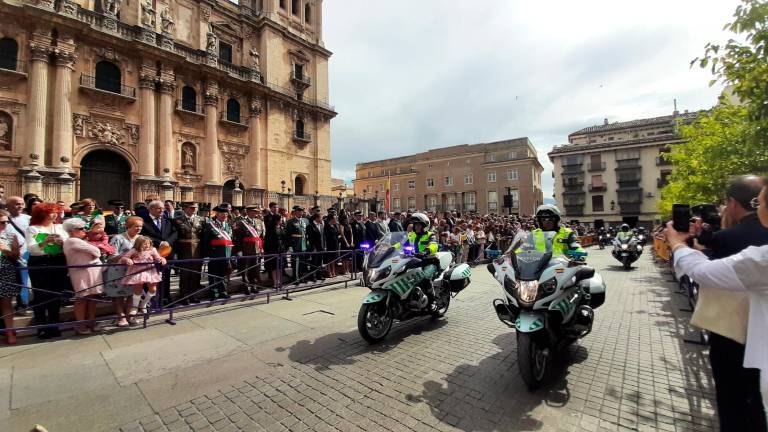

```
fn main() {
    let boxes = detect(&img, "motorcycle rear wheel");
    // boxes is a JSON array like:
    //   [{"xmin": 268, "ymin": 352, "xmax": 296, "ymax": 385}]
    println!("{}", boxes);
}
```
[
  {"xmin": 430, "ymin": 288, "xmax": 451, "ymax": 320},
  {"xmin": 358, "ymin": 302, "xmax": 393, "ymax": 344},
  {"xmin": 518, "ymin": 332, "xmax": 550, "ymax": 390}
]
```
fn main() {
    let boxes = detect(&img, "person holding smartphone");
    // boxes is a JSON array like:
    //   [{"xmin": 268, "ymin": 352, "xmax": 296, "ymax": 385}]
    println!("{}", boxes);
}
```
[{"xmin": 666, "ymin": 176, "xmax": 768, "ymax": 431}]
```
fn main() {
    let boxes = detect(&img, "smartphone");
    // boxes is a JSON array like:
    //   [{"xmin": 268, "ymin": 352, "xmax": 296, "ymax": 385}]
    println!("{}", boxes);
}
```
[{"xmin": 672, "ymin": 204, "xmax": 691, "ymax": 232}]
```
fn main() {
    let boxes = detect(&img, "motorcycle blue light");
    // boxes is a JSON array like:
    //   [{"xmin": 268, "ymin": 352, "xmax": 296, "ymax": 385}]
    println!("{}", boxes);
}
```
[
  {"xmin": 404, "ymin": 246, "xmax": 414, "ymax": 252},
  {"xmin": 360, "ymin": 243, "xmax": 371, "ymax": 250}
]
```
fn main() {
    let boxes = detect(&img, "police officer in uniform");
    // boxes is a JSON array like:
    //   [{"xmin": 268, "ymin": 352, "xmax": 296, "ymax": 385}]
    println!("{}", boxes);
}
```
[
  {"xmin": 104, "ymin": 200, "xmax": 128, "ymax": 236},
  {"xmin": 174, "ymin": 202, "xmax": 204, "ymax": 304},
  {"xmin": 285, "ymin": 205, "xmax": 307, "ymax": 284},
  {"xmin": 350, "ymin": 210, "xmax": 368, "ymax": 273},
  {"xmin": 234, "ymin": 205, "xmax": 265, "ymax": 293},
  {"xmin": 201, "ymin": 203, "xmax": 234, "ymax": 299},
  {"xmin": 520, "ymin": 204, "xmax": 585, "ymax": 258}
]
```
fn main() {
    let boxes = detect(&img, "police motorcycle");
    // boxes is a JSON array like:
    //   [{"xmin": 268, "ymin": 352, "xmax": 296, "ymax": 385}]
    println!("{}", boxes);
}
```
[
  {"xmin": 611, "ymin": 227, "xmax": 643, "ymax": 270},
  {"xmin": 597, "ymin": 229, "xmax": 610, "ymax": 250},
  {"xmin": 357, "ymin": 232, "xmax": 471, "ymax": 343},
  {"xmin": 489, "ymin": 231, "xmax": 606, "ymax": 390},
  {"xmin": 635, "ymin": 227, "xmax": 648, "ymax": 247}
]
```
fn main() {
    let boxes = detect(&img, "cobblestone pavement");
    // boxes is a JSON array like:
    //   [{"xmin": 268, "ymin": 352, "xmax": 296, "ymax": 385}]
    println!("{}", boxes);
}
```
[{"xmin": 120, "ymin": 248, "xmax": 718, "ymax": 432}]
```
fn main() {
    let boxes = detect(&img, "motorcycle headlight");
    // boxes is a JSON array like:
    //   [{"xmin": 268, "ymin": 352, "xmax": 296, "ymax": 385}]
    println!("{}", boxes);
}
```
[
  {"xmin": 518, "ymin": 280, "xmax": 539, "ymax": 303},
  {"xmin": 621, "ymin": 244, "xmax": 628, "ymax": 250},
  {"xmin": 370, "ymin": 266, "xmax": 391, "ymax": 282},
  {"xmin": 539, "ymin": 278, "xmax": 557, "ymax": 295}
]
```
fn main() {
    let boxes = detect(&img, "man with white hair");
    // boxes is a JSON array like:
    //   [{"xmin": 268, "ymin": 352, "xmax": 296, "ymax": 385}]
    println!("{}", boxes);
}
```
[{"xmin": 140, "ymin": 200, "xmax": 177, "ymax": 304}]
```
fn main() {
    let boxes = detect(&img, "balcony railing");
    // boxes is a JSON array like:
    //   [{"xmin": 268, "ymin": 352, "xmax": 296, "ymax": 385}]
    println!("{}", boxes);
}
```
[
  {"xmin": 291, "ymin": 71, "xmax": 311, "ymax": 87},
  {"xmin": 657, "ymin": 178, "xmax": 670, "ymax": 189},
  {"xmin": 587, "ymin": 162, "xmax": 606, "ymax": 172},
  {"xmin": 589, "ymin": 184, "xmax": 607, "ymax": 192},
  {"xmin": 176, "ymin": 99, "xmax": 205, "ymax": 115},
  {"xmin": 617, "ymin": 178, "xmax": 641, "ymax": 188},
  {"xmin": 564, "ymin": 204, "xmax": 585, "ymax": 216},
  {"xmin": 619, "ymin": 203, "xmax": 642, "ymax": 215},
  {"xmin": 563, "ymin": 166, "xmax": 585, "ymax": 175},
  {"xmin": 0, "ymin": 56, "xmax": 26, "ymax": 75},
  {"xmin": 656, "ymin": 155, "xmax": 673, "ymax": 166},
  {"xmin": 561, "ymin": 159, "xmax": 583, "ymax": 167},
  {"xmin": 79, "ymin": 74, "xmax": 136, "ymax": 99},
  {"xmin": 220, "ymin": 112, "xmax": 247, "ymax": 125},
  {"xmin": 294, "ymin": 131, "xmax": 312, "ymax": 143}
]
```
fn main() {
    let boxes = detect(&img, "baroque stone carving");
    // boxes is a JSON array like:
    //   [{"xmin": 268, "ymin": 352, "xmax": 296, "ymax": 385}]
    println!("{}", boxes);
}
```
[
  {"xmin": 223, "ymin": 155, "xmax": 242, "ymax": 174},
  {"xmin": 88, "ymin": 121, "xmax": 124, "ymax": 146},
  {"xmin": 59, "ymin": 0, "xmax": 77, "ymax": 16},
  {"xmin": 0, "ymin": 100, "xmax": 23, "ymax": 114},
  {"xmin": 126, "ymin": 124, "xmax": 140, "ymax": 144},
  {"xmin": 141, "ymin": 0, "xmax": 156, "ymax": 28},
  {"xmin": 101, "ymin": 0, "xmax": 122, "ymax": 16},
  {"xmin": 218, "ymin": 142, "xmax": 250, "ymax": 156},
  {"xmin": 160, "ymin": 7, "xmax": 175, "ymax": 34},
  {"xmin": 0, "ymin": 115, "xmax": 10, "ymax": 151},
  {"xmin": 206, "ymin": 27, "xmax": 217, "ymax": 54},
  {"xmin": 248, "ymin": 47, "xmax": 260, "ymax": 71},
  {"xmin": 181, "ymin": 142, "xmax": 196, "ymax": 170},
  {"xmin": 72, "ymin": 114, "xmax": 89, "ymax": 136},
  {"xmin": 201, "ymin": 7, "xmax": 211, "ymax": 22},
  {"xmin": 99, "ymin": 47, "xmax": 119, "ymax": 62},
  {"xmin": 249, "ymin": 97, "xmax": 263, "ymax": 117}
]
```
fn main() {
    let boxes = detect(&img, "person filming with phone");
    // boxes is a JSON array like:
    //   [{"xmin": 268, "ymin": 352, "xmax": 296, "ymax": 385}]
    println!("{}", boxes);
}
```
[{"xmin": 666, "ymin": 175, "xmax": 768, "ymax": 431}]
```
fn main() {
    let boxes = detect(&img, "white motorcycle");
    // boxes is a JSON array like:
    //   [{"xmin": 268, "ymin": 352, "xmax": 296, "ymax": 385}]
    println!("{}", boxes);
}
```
[
  {"xmin": 489, "ymin": 232, "xmax": 606, "ymax": 390},
  {"xmin": 358, "ymin": 232, "xmax": 471, "ymax": 343}
]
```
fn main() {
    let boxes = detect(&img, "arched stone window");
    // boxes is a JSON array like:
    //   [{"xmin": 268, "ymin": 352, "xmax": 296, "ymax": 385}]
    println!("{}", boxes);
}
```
[
  {"xmin": 226, "ymin": 98, "xmax": 240, "ymax": 122},
  {"xmin": 294, "ymin": 175, "xmax": 305, "ymax": 196},
  {"xmin": 95, "ymin": 60, "xmax": 121, "ymax": 94},
  {"xmin": 0, "ymin": 111, "xmax": 13, "ymax": 151},
  {"xmin": 181, "ymin": 86, "xmax": 197, "ymax": 112},
  {"xmin": 304, "ymin": 4, "xmax": 311, "ymax": 24},
  {"xmin": 0, "ymin": 38, "xmax": 18, "ymax": 71}
]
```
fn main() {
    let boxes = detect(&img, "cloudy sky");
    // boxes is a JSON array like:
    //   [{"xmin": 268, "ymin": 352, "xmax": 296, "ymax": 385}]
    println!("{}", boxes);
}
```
[{"xmin": 323, "ymin": 0, "xmax": 737, "ymax": 198}]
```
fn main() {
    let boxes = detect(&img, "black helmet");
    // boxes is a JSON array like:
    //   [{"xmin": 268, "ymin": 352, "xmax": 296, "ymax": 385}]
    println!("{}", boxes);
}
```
[
  {"xmin": 621, "ymin": 223, "xmax": 630, "ymax": 232},
  {"xmin": 407, "ymin": 212, "xmax": 430, "ymax": 231}
]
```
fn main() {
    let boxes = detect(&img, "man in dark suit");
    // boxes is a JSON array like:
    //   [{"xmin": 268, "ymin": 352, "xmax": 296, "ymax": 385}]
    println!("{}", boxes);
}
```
[
  {"xmin": 306, "ymin": 211, "xmax": 326, "ymax": 282},
  {"xmin": 696, "ymin": 175, "xmax": 768, "ymax": 431},
  {"xmin": 388, "ymin": 211, "xmax": 404, "ymax": 232},
  {"xmin": 141, "ymin": 199, "xmax": 178, "ymax": 304},
  {"xmin": 350, "ymin": 210, "xmax": 368, "ymax": 273}
]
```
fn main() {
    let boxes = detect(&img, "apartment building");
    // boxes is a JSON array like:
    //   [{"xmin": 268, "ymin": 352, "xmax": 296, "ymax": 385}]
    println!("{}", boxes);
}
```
[
  {"xmin": 354, "ymin": 138, "xmax": 544, "ymax": 215},
  {"xmin": 548, "ymin": 111, "xmax": 698, "ymax": 228}
]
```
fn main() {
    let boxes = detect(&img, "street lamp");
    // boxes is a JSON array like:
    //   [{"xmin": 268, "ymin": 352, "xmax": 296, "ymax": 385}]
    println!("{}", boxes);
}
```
[
  {"xmin": 280, "ymin": 180, "xmax": 286, "ymax": 193},
  {"xmin": 374, "ymin": 190, "xmax": 379, "ymax": 212},
  {"xmin": 352, "ymin": 193, "xmax": 358, "ymax": 211},
  {"xmin": 337, "ymin": 191, "xmax": 343, "ymax": 211},
  {"xmin": 313, "ymin": 190, "xmax": 319, "ymax": 207},
  {"xmin": 610, "ymin": 200, "xmax": 616, "ymax": 211}
]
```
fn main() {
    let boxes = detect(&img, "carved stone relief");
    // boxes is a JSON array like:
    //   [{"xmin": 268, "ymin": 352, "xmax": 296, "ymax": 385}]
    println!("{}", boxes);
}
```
[
  {"xmin": 126, "ymin": 124, "xmax": 140, "ymax": 144},
  {"xmin": 88, "ymin": 121, "xmax": 124, "ymax": 146},
  {"xmin": 181, "ymin": 142, "xmax": 196, "ymax": 170},
  {"xmin": 223, "ymin": 154, "xmax": 242, "ymax": 175},
  {"xmin": 72, "ymin": 113, "xmax": 89, "ymax": 136}
]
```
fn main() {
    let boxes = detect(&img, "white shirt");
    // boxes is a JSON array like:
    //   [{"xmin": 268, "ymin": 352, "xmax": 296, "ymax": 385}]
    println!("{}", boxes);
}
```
[
  {"xmin": 9, "ymin": 213, "xmax": 30, "ymax": 255},
  {"xmin": 674, "ymin": 245, "xmax": 768, "ymax": 418},
  {"xmin": 25, "ymin": 224, "xmax": 69, "ymax": 256}
]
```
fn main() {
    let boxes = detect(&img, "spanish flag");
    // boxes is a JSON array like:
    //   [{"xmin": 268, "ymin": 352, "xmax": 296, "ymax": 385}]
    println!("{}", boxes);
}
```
[{"xmin": 385, "ymin": 174, "xmax": 391, "ymax": 212}]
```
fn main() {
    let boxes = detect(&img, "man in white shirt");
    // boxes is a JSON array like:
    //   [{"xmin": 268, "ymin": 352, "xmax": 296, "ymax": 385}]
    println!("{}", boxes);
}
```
[{"xmin": 7, "ymin": 196, "xmax": 29, "ymax": 310}]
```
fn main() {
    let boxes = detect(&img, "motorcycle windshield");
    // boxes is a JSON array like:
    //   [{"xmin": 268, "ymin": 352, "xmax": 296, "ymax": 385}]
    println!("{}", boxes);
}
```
[
  {"xmin": 368, "ymin": 232, "xmax": 409, "ymax": 268},
  {"xmin": 512, "ymin": 232, "xmax": 554, "ymax": 280}
]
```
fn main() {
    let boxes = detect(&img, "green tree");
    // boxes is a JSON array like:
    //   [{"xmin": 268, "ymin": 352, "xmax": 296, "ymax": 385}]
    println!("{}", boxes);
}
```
[{"xmin": 659, "ymin": 0, "xmax": 768, "ymax": 214}]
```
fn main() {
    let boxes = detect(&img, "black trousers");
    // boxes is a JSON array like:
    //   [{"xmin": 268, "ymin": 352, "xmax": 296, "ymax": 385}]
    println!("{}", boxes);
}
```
[
  {"xmin": 291, "ymin": 251, "xmax": 307, "ymax": 282},
  {"xmin": 207, "ymin": 252, "xmax": 231, "ymax": 295},
  {"xmin": 28, "ymin": 255, "xmax": 68, "ymax": 329},
  {"xmin": 309, "ymin": 248, "xmax": 324, "ymax": 280},
  {"xmin": 709, "ymin": 332, "xmax": 767, "ymax": 432}
]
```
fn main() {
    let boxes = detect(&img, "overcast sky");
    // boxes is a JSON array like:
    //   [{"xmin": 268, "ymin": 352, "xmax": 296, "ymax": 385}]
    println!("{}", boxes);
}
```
[{"xmin": 323, "ymin": 0, "xmax": 737, "ymax": 198}]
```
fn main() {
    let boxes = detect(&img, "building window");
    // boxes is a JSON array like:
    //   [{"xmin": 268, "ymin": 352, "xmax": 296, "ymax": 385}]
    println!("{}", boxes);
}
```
[
  {"xmin": 592, "ymin": 195, "xmax": 604, "ymax": 212},
  {"xmin": 393, "ymin": 198, "xmax": 400, "ymax": 210},
  {"xmin": 486, "ymin": 153, "xmax": 496, "ymax": 162},
  {"xmin": 507, "ymin": 169, "xmax": 518, "ymax": 181},
  {"xmin": 0, "ymin": 38, "xmax": 19, "ymax": 71},
  {"xmin": 508, "ymin": 151, "xmax": 516, "ymax": 160},
  {"xmin": 279, "ymin": 0, "xmax": 285, "ymax": 8},
  {"xmin": 408, "ymin": 180, "xmax": 415, "ymax": 189},
  {"xmin": 95, "ymin": 60, "xmax": 122, "ymax": 94},
  {"xmin": 181, "ymin": 86, "xmax": 197, "ymax": 112},
  {"xmin": 294, "ymin": 63, "xmax": 304, "ymax": 80},
  {"xmin": 226, "ymin": 98, "xmax": 241, "ymax": 122},
  {"xmin": 464, "ymin": 174, "xmax": 473, "ymax": 185},
  {"xmin": 304, "ymin": 3, "xmax": 311, "ymax": 23},
  {"xmin": 465, "ymin": 192, "xmax": 475, "ymax": 205},
  {"xmin": 487, "ymin": 172, "xmax": 496, "ymax": 183},
  {"xmin": 510, "ymin": 190, "xmax": 519, "ymax": 208},
  {"xmin": 291, "ymin": 0, "xmax": 299, "ymax": 15},
  {"xmin": 591, "ymin": 175, "xmax": 603, "ymax": 187},
  {"xmin": 295, "ymin": 119, "xmax": 306, "ymax": 138},
  {"xmin": 488, "ymin": 191, "xmax": 497, "ymax": 210},
  {"xmin": 218, "ymin": 42, "xmax": 233, "ymax": 63},
  {"xmin": 427, "ymin": 196, "xmax": 437, "ymax": 207},
  {"xmin": 426, "ymin": 178, "xmax": 434, "ymax": 188},
  {"xmin": 379, "ymin": 184, "xmax": 385, "ymax": 192},
  {"xmin": 393, "ymin": 183, "xmax": 399, "ymax": 191},
  {"xmin": 445, "ymin": 176, "xmax": 453, "ymax": 186},
  {"xmin": 294, "ymin": 175, "xmax": 305, "ymax": 196},
  {"xmin": 427, "ymin": 163, "xmax": 433, "ymax": 168},
  {"xmin": 447, "ymin": 195, "xmax": 456, "ymax": 208},
  {"xmin": 408, "ymin": 197, "xmax": 416, "ymax": 209},
  {"xmin": 616, "ymin": 149, "xmax": 640, "ymax": 160}
]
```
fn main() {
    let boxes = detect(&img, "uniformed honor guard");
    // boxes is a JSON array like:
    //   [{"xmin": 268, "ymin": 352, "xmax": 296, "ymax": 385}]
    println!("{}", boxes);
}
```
[
  {"xmin": 234, "ymin": 205, "xmax": 265, "ymax": 293},
  {"xmin": 174, "ymin": 202, "xmax": 204, "ymax": 304},
  {"xmin": 201, "ymin": 203, "xmax": 234, "ymax": 299},
  {"xmin": 285, "ymin": 205, "xmax": 308, "ymax": 284},
  {"xmin": 104, "ymin": 200, "xmax": 128, "ymax": 235}
]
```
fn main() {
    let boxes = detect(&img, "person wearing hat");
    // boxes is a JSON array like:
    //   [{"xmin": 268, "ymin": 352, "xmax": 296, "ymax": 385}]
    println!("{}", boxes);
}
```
[
  {"xmin": 285, "ymin": 205, "xmax": 308, "ymax": 284},
  {"xmin": 234, "ymin": 205, "xmax": 265, "ymax": 293},
  {"xmin": 231, "ymin": 207, "xmax": 243, "ymax": 223},
  {"xmin": 174, "ymin": 202, "xmax": 204, "ymax": 304},
  {"xmin": 201, "ymin": 203, "xmax": 234, "ymax": 299},
  {"xmin": 105, "ymin": 200, "xmax": 128, "ymax": 236}
]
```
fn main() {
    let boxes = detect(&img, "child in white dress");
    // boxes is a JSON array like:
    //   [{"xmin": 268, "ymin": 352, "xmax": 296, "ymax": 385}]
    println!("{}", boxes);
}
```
[{"xmin": 120, "ymin": 235, "xmax": 166, "ymax": 321}]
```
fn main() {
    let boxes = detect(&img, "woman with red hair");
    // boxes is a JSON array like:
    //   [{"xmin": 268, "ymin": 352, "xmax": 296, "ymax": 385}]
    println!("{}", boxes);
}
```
[{"xmin": 25, "ymin": 202, "xmax": 69, "ymax": 339}]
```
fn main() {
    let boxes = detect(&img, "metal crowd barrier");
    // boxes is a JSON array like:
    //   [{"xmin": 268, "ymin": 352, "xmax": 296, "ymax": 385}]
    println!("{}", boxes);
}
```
[{"xmin": 1, "ymin": 249, "xmax": 365, "ymax": 336}]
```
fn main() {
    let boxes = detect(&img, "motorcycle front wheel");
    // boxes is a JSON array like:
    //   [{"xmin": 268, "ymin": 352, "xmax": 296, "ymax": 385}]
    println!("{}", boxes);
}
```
[
  {"xmin": 622, "ymin": 257, "xmax": 631, "ymax": 270},
  {"xmin": 358, "ymin": 302, "xmax": 393, "ymax": 344},
  {"xmin": 430, "ymin": 288, "xmax": 451, "ymax": 320},
  {"xmin": 518, "ymin": 332, "xmax": 550, "ymax": 390}
]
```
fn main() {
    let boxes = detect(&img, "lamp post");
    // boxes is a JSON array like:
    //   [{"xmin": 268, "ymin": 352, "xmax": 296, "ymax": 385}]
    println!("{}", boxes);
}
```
[
  {"xmin": 279, "ymin": 180, "xmax": 287, "ymax": 208},
  {"xmin": 362, "ymin": 190, "xmax": 368, "ymax": 214},
  {"xmin": 352, "ymin": 193, "xmax": 358, "ymax": 211},
  {"xmin": 610, "ymin": 200, "xmax": 616, "ymax": 211},
  {"xmin": 313, "ymin": 190, "xmax": 319, "ymax": 208},
  {"xmin": 374, "ymin": 190, "xmax": 379, "ymax": 213},
  {"xmin": 337, "ymin": 191, "xmax": 343, "ymax": 211}
]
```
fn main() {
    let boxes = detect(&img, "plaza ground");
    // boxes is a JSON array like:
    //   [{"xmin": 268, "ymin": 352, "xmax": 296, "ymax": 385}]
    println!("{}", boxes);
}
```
[{"xmin": 0, "ymin": 247, "xmax": 717, "ymax": 432}]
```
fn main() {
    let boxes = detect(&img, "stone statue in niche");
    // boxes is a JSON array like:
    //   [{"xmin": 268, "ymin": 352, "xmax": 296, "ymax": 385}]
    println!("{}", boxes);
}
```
[
  {"xmin": 249, "ymin": 47, "xmax": 260, "ymax": 71},
  {"xmin": 206, "ymin": 26, "xmax": 217, "ymax": 53},
  {"xmin": 182, "ymin": 143, "xmax": 195, "ymax": 170},
  {"xmin": 160, "ymin": 7, "xmax": 175, "ymax": 34},
  {"xmin": 101, "ymin": 0, "xmax": 122, "ymax": 15},
  {"xmin": 0, "ymin": 119, "xmax": 9, "ymax": 151},
  {"xmin": 72, "ymin": 115, "xmax": 84, "ymax": 136},
  {"xmin": 141, "ymin": 0, "xmax": 156, "ymax": 28}
]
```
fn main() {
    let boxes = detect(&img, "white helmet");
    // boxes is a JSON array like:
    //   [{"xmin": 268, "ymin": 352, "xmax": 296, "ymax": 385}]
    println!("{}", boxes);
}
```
[
  {"xmin": 407, "ymin": 212, "xmax": 431, "ymax": 231},
  {"xmin": 535, "ymin": 204, "xmax": 562, "ymax": 220}
]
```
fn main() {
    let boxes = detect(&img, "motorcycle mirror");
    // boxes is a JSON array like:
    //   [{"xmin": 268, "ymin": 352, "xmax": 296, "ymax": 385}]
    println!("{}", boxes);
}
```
[
  {"xmin": 574, "ymin": 266, "xmax": 595, "ymax": 283},
  {"xmin": 486, "ymin": 262, "xmax": 495, "ymax": 275}
]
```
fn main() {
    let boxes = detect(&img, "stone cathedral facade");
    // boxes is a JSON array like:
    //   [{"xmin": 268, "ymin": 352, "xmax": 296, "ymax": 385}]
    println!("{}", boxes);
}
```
[{"xmin": 0, "ymin": 0, "xmax": 335, "ymax": 207}]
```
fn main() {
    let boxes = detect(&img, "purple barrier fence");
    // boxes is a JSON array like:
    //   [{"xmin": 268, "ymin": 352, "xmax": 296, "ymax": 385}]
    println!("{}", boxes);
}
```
[{"xmin": 1, "ymin": 249, "xmax": 367, "ymax": 335}]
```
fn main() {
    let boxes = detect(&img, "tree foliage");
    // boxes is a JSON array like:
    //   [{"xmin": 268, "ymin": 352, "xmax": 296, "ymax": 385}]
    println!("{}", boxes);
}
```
[{"xmin": 660, "ymin": 0, "xmax": 768, "ymax": 214}]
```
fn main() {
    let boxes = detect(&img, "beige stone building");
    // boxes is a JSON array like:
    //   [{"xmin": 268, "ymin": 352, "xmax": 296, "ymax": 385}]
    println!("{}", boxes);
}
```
[
  {"xmin": 548, "ymin": 111, "xmax": 698, "ymax": 228},
  {"xmin": 354, "ymin": 138, "xmax": 544, "ymax": 216},
  {"xmin": 0, "ymin": 0, "xmax": 335, "ymax": 207}
]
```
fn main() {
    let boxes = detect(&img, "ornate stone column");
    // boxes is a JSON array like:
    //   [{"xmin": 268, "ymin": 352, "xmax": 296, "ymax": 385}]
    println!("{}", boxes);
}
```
[
  {"xmin": 157, "ymin": 65, "xmax": 176, "ymax": 179},
  {"xmin": 25, "ymin": 33, "xmax": 52, "ymax": 168},
  {"xmin": 203, "ymin": 81, "xmax": 221, "ymax": 184},
  {"xmin": 138, "ymin": 61, "xmax": 157, "ymax": 177},
  {"xmin": 247, "ymin": 96, "xmax": 263, "ymax": 188},
  {"xmin": 52, "ymin": 36, "xmax": 76, "ymax": 170}
]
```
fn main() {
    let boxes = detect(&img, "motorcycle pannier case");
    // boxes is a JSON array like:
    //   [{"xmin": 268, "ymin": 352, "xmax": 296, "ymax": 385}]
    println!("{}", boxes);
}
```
[
  {"xmin": 445, "ymin": 263, "xmax": 471, "ymax": 293},
  {"xmin": 581, "ymin": 273, "xmax": 606, "ymax": 308}
]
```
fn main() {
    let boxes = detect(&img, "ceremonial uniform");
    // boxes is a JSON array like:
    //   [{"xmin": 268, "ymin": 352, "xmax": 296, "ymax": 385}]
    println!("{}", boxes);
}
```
[
  {"xmin": 104, "ymin": 212, "xmax": 128, "ymax": 236},
  {"xmin": 285, "ymin": 208, "xmax": 307, "ymax": 283},
  {"xmin": 174, "ymin": 207, "xmax": 204, "ymax": 303},
  {"xmin": 234, "ymin": 213, "xmax": 264, "ymax": 289},
  {"xmin": 201, "ymin": 207, "xmax": 234, "ymax": 299}
]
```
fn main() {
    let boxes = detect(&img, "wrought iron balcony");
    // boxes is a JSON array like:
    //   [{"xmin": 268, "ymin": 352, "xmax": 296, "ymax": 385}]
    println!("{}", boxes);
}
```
[
  {"xmin": 619, "ymin": 203, "xmax": 642, "ymax": 215},
  {"xmin": 657, "ymin": 178, "xmax": 670, "ymax": 189},
  {"xmin": 656, "ymin": 155, "xmax": 673, "ymax": 166},
  {"xmin": 0, "ymin": 55, "xmax": 26, "ymax": 75},
  {"xmin": 291, "ymin": 71, "xmax": 311, "ymax": 89},
  {"xmin": 80, "ymin": 74, "xmax": 136, "ymax": 99},
  {"xmin": 564, "ymin": 204, "xmax": 585, "ymax": 216},
  {"xmin": 293, "ymin": 130, "xmax": 312, "ymax": 143},
  {"xmin": 220, "ymin": 112, "xmax": 247, "ymax": 125},
  {"xmin": 589, "ymin": 184, "xmax": 607, "ymax": 192},
  {"xmin": 176, "ymin": 99, "xmax": 205, "ymax": 115},
  {"xmin": 588, "ymin": 162, "xmax": 606, "ymax": 172},
  {"xmin": 562, "ymin": 165, "xmax": 584, "ymax": 175}
]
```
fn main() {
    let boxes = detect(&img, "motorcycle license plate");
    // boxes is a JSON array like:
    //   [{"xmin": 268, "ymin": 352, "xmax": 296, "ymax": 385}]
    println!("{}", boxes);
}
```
[{"xmin": 622, "ymin": 253, "xmax": 629, "ymax": 256}]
